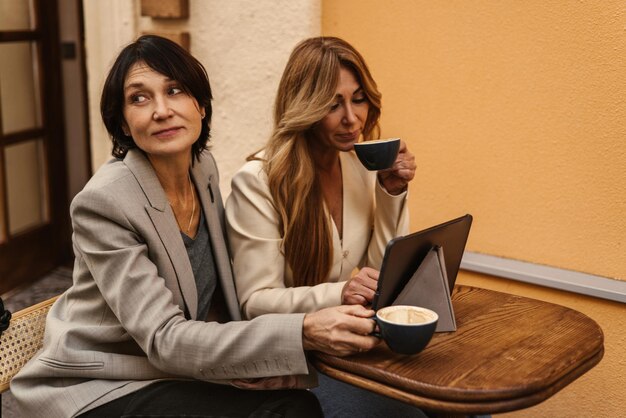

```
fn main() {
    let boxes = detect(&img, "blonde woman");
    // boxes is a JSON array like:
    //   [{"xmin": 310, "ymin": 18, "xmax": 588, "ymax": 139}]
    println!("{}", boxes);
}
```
[
  {"xmin": 226, "ymin": 36, "xmax": 422, "ymax": 418},
  {"xmin": 226, "ymin": 37, "xmax": 415, "ymax": 318}
]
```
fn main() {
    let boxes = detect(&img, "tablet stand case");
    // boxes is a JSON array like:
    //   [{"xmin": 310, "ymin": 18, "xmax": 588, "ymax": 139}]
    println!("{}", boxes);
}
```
[{"xmin": 392, "ymin": 246, "xmax": 457, "ymax": 332}]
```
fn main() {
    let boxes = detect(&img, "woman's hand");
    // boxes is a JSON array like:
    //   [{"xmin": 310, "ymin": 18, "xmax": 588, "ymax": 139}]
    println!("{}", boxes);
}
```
[
  {"xmin": 341, "ymin": 267, "xmax": 379, "ymax": 306},
  {"xmin": 377, "ymin": 140, "xmax": 416, "ymax": 195},
  {"xmin": 302, "ymin": 305, "xmax": 380, "ymax": 356}
]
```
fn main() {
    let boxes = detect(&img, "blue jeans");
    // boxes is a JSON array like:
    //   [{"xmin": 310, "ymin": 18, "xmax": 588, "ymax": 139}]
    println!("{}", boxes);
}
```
[{"xmin": 311, "ymin": 373, "xmax": 428, "ymax": 418}]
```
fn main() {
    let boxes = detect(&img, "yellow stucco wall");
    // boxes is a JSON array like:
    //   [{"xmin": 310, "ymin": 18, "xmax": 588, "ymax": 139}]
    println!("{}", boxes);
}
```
[
  {"xmin": 322, "ymin": 0, "xmax": 625, "ymax": 280},
  {"xmin": 323, "ymin": 1, "xmax": 625, "ymax": 416}
]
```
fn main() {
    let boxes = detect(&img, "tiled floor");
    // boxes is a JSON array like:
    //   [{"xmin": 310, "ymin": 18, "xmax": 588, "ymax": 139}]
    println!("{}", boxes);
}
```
[{"xmin": 1, "ymin": 267, "xmax": 73, "ymax": 418}]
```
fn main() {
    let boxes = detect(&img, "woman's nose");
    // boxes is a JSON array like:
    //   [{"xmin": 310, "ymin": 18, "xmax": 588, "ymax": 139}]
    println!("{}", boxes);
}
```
[
  {"xmin": 152, "ymin": 97, "xmax": 173, "ymax": 120},
  {"xmin": 342, "ymin": 103, "xmax": 358, "ymax": 126}
]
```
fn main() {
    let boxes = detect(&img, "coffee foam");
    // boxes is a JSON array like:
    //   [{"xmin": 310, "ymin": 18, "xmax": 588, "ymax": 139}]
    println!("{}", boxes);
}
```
[{"xmin": 378, "ymin": 307, "xmax": 437, "ymax": 325}]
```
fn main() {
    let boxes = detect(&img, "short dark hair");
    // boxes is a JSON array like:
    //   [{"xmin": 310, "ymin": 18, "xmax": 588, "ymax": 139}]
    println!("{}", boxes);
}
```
[{"xmin": 100, "ymin": 35, "xmax": 213, "ymax": 161}]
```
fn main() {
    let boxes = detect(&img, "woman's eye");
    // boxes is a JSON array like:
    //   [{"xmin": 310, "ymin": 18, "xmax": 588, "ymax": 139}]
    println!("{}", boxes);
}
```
[
  {"xmin": 329, "ymin": 102, "xmax": 340, "ymax": 111},
  {"xmin": 130, "ymin": 94, "xmax": 147, "ymax": 104},
  {"xmin": 169, "ymin": 87, "xmax": 183, "ymax": 95},
  {"xmin": 353, "ymin": 96, "xmax": 367, "ymax": 104}
]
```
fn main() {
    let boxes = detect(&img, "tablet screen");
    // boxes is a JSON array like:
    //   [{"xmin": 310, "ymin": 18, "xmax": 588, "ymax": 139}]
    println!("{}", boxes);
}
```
[{"xmin": 372, "ymin": 214, "xmax": 473, "ymax": 311}]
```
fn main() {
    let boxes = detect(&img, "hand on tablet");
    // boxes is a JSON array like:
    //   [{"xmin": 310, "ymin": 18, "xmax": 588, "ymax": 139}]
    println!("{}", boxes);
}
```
[{"xmin": 341, "ymin": 267, "xmax": 379, "ymax": 306}]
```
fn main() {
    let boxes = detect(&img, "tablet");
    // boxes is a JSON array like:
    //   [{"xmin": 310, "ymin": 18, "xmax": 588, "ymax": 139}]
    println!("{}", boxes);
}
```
[{"xmin": 371, "ymin": 214, "xmax": 473, "ymax": 311}]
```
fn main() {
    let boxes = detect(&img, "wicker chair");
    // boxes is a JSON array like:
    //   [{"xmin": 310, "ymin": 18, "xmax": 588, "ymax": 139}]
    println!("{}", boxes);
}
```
[{"xmin": 0, "ymin": 295, "xmax": 59, "ymax": 402}]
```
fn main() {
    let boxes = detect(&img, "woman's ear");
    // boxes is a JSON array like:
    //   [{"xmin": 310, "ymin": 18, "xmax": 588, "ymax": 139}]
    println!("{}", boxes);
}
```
[{"xmin": 122, "ymin": 122, "xmax": 130, "ymax": 136}]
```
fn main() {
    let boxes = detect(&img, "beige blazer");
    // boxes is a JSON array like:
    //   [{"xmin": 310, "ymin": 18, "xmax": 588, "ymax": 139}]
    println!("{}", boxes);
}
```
[
  {"xmin": 226, "ymin": 151, "xmax": 409, "ymax": 319},
  {"xmin": 11, "ymin": 149, "xmax": 310, "ymax": 418}
]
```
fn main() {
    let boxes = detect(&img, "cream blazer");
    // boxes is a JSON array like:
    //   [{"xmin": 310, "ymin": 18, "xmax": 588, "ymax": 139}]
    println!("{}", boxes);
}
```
[
  {"xmin": 226, "ymin": 151, "xmax": 409, "ymax": 319},
  {"xmin": 11, "ymin": 150, "xmax": 310, "ymax": 418}
]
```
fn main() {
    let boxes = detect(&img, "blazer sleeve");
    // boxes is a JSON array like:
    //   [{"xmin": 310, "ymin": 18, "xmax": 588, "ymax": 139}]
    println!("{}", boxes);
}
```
[
  {"xmin": 70, "ymin": 185, "xmax": 310, "ymax": 381},
  {"xmin": 225, "ymin": 163, "xmax": 344, "ymax": 319}
]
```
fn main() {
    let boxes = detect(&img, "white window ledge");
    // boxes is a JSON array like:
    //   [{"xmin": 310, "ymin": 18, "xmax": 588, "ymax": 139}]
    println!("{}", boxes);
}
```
[{"xmin": 461, "ymin": 252, "xmax": 626, "ymax": 304}]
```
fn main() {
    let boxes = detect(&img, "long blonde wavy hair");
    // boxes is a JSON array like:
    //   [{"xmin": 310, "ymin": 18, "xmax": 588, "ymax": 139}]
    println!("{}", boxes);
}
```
[{"xmin": 259, "ymin": 37, "xmax": 382, "ymax": 287}]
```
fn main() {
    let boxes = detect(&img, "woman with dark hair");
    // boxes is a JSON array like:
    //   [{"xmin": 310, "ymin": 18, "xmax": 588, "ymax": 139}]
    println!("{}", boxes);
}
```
[{"xmin": 11, "ymin": 35, "xmax": 379, "ymax": 418}]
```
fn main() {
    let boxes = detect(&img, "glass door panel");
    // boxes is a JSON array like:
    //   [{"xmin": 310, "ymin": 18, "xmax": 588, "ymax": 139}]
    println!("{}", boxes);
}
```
[
  {"xmin": 4, "ymin": 139, "xmax": 48, "ymax": 234},
  {"xmin": 0, "ymin": 41, "xmax": 42, "ymax": 133},
  {"xmin": 0, "ymin": 0, "xmax": 35, "ymax": 31}
]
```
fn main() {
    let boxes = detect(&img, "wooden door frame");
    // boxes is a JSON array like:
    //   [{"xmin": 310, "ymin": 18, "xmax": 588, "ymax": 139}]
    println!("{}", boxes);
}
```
[{"xmin": 0, "ymin": 0, "xmax": 72, "ymax": 294}]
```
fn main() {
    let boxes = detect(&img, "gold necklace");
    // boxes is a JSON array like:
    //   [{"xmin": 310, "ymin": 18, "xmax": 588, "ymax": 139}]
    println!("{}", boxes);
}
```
[
  {"xmin": 171, "ymin": 174, "xmax": 195, "ymax": 234},
  {"xmin": 186, "ymin": 174, "xmax": 195, "ymax": 234}
]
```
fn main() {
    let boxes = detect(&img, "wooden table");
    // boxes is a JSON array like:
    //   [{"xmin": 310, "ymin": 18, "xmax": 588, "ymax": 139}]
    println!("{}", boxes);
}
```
[{"xmin": 312, "ymin": 285, "xmax": 604, "ymax": 415}]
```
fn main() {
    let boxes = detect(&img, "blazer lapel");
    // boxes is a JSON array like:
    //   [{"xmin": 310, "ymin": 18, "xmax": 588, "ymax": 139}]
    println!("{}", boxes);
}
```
[
  {"xmin": 192, "ymin": 153, "xmax": 242, "ymax": 321},
  {"xmin": 124, "ymin": 149, "xmax": 198, "ymax": 319}
]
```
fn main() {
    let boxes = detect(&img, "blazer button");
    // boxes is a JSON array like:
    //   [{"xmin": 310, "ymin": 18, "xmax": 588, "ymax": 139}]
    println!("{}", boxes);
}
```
[{"xmin": 343, "ymin": 250, "xmax": 349, "ymax": 258}]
